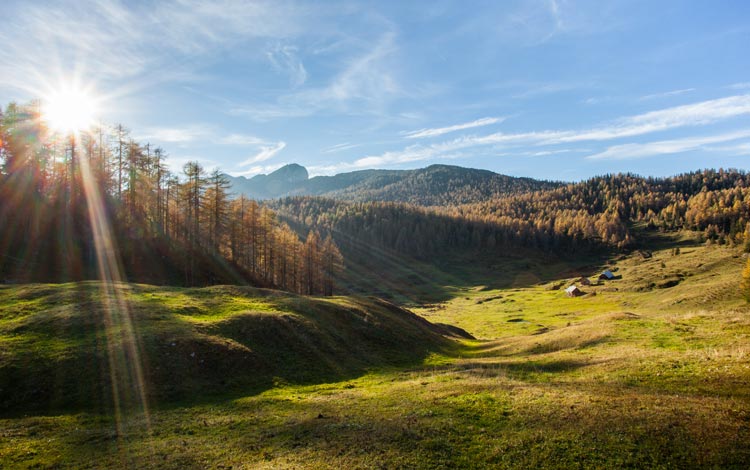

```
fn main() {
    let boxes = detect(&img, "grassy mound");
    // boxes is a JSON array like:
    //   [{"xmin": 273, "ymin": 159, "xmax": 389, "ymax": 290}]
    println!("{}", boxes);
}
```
[{"xmin": 0, "ymin": 283, "xmax": 454, "ymax": 413}]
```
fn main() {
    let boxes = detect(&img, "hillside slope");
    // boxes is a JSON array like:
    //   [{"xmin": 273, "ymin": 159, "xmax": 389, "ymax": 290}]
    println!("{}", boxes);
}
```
[
  {"xmin": 0, "ymin": 284, "xmax": 458, "ymax": 413},
  {"xmin": 227, "ymin": 164, "xmax": 559, "ymax": 205}
]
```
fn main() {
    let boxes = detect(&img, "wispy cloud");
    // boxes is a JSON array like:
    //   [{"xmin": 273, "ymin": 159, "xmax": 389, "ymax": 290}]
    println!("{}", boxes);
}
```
[
  {"xmin": 638, "ymin": 88, "xmax": 696, "ymax": 101},
  {"xmin": 232, "ymin": 162, "xmax": 287, "ymax": 177},
  {"xmin": 582, "ymin": 96, "xmax": 613, "ymax": 105},
  {"xmin": 267, "ymin": 43, "xmax": 308, "ymax": 88},
  {"xmin": 525, "ymin": 148, "xmax": 577, "ymax": 157},
  {"xmin": 704, "ymin": 142, "xmax": 750, "ymax": 155},
  {"xmin": 0, "ymin": 0, "xmax": 305, "ymax": 96},
  {"xmin": 548, "ymin": 94, "xmax": 750, "ymax": 143},
  {"xmin": 239, "ymin": 142, "xmax": 287, "ymax": 166},
  {"xmin": 138, "ymin": 127, "xmax": 269, "ymax": 147},
  {"xmin": 326, "ymin": 94, "xmax": 750, "ymax": 171},
  {"xmin": 728, "ymin": 82, "xmax": 750, "ymax": 90},
  {"xmin": 353, "ymin": 145, "xmax": 444, "ymax": 169},
  {"xmin": 586, "ymin": 130, "xmax": 750, "ymax": 160},
  {"xmin": 231, "ymin": 31, "xmax": 401, "ymax": 120},
  {"xmin": 321, "ymin": 142, "xmax": 363, "ymax": 153},
  {"xmin": 455, "ymin": 0, "xmax": 623, "ymax": 48},
  {"xmin": 218, "ymin": 134, "xmax": 267, "ymax": 146},
  {"xmin": 457, "ymin": 94, "xmax": 750, "ymax": 146},
  {"xmin": 402, "ymin": 117, "xmax": 504, "ymax": 139},
  {"xmin": 137, "ymin": 126, "xmax": 211, "ymax": 143},
  {"xmin": 512, "ymin": 82, "xmax": 586, "ymax": 99}
]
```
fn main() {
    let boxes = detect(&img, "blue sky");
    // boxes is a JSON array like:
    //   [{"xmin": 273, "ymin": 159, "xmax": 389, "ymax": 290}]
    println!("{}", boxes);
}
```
[{"xmin": 1, "ymin": 0, "xmax": 749, "ymax": 181}]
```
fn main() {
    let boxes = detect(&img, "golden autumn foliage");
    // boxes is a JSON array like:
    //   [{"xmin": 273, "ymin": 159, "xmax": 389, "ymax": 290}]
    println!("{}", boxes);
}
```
[{"xmin": 741, "ymin": 258, "xmax": 750, "ymax": 303}]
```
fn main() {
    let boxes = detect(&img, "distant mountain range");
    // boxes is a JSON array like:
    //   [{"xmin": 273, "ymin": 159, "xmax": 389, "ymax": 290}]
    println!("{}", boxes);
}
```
[{"xmin": 225, "ymin": 164, "xmax": 561, "ymax": 206}]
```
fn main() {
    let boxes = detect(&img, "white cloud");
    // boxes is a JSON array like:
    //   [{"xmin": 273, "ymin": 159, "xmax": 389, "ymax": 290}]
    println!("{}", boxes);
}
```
[
  {"xmin": 0, "ymin": 2, "xmax": 400, "ymax": 122},
  {"xmin": 330, "ymin": 94, "xmax": 750, "ymax": 170},
  {"xmin": 704, "ymin": 142, "xmax": 750, "ymax": 155},
  {"xmin": 526, "ymin": 149, "xmax": 576, "ymax": 157},
  {"xmin": 138, "ymin": 126, "xmax": 210, "ymax": 143},
  {"xmin": 0, "ymin": 0, "xmax": 306, "ymax": 96},
  {"xmin": 218, "ymin": 134, "xmax": 267, "ymax": 146},
  {"xmin": 586, "ymin": 130, "xmax": 750, "ymax": 160},
  {"xmin": 458, "ymin": 94, "xmax": 750, "ymax": 147},
  {"xmin": 582, "ymin": 96, "xmax": 608, "ymax": 105},
  {"xmin": 138, "ymin": 127, "xmax": 269, "ymax": 147},
  {"xmin": 353, "ymin": 145, "xmax": 438, "ymax": 168},
  {"xmin": 638, "ymin": 88, "xmax": 696, "ymax": 101},
  {"xmin": 322, "ymin": 142, "xmax": 363, "ymax": 153},
  {"xmin": 512, "ymin": 82, "xmax": 585, "ymax": 99},
  {"xmin": 267, "ymin": 44, "xmax": 308, "ymax": 87},
  {"xmin": 402, "ymin": 117, "xmax": 504, "ymax": 139},
  {"xmin": 231, "ymin": 163, "xmax": 287, "ymax": 177},
  {"xmin": 239, "ymin": 142, "xmax": 287, "ymax": 166},
  {"xmin": 321, "ymin": 31, "xmax": 399, "ymax": 103},
  {"xmin": 547, "ymin": 94, "xmax": 750, "ymax": 144},
  {"xmin": 728, "ymin": 82, "xmax": 750, "ymax": 90},
  {"xmin": 231, "ymin": 31, "xmax": 401, "ymax": 120}
]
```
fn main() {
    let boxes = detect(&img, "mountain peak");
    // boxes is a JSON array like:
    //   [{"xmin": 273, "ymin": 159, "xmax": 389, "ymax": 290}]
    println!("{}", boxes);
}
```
[{"xmin": 269, "ymin": 163, "xmax": 309, "ymax": 183}]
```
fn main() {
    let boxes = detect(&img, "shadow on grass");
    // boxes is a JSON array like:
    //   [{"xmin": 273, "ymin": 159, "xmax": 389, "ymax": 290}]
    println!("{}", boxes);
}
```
[
  {"xmin": 338, "ymin": 242, "xmax": 617, "ymax": 306},
  {"xmin": 0, "ymin": 283, "xmax": 459, "ymax": 417},
  {"xmin": 458, "ymin": 331, "xmax": 611, "ymax": 359},
  {"xmin": 420, "ymin": 358, "xmax": 595, "ymax": 380}
]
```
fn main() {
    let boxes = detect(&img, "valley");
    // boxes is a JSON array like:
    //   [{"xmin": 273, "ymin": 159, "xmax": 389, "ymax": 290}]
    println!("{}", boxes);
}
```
[{"xmin": 2, "ymin": 232, "xmax": 748, "ymax": 469}]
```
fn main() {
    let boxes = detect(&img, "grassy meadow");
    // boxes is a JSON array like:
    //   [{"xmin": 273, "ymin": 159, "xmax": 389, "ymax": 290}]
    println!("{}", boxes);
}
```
[{"xmin": 1, "ymin": 232, "xmax": 750, "ymax": 468}]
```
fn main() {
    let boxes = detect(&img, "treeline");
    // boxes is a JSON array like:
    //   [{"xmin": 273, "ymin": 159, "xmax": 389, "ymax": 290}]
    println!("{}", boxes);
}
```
[
  {"xmin": 271, "ymin": 198, "xmax": 601, "ymax": 261},
  {"xmin": 0, "ymin": 101, "xmax": 342, "ymax": 294},
  {"xmin": 271, "ymin": 169, "xmax": 750, "ymax": 261},
  {"xmin": 461, "ymin": 170, "xmax": 750, "ymax": 247}
]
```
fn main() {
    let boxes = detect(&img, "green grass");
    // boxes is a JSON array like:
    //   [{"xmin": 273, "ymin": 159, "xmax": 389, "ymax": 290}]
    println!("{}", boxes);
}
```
[
  {"xmin": 0, "ymin": 283, "xmax": 452, "ymax": 414},
  {"xmin": 1, "ymin": 232, "xmax": 750, "ymax": 468}
]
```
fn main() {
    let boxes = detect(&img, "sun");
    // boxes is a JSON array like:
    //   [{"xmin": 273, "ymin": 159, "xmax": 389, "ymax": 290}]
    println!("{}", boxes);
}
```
[{"xmin": 42, "ymin": 85, "xmax": 99, "ymax": 134}]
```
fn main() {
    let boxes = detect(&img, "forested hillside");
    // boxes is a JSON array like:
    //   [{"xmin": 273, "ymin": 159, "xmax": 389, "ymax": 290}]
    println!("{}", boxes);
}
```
[
  {"xmin": 227, "ymin": 163, "xmax": 560, "ymax": 205},
  {"xmin": 0, "ymin": 102, "xmax": 342, "ymax": 294},
  {"xmin": 271, "ymin": 169, "xmax": 750, "ymax": 265}
]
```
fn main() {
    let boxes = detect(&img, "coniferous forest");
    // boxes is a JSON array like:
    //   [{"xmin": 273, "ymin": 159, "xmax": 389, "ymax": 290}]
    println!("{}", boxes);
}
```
[
  {"xmin": 270, "ymin": 168, "xmax": 750, "ymax": 265},
  {"xmin": 0, "ymin": 101, "xmax": 343, "ymax": 294}
]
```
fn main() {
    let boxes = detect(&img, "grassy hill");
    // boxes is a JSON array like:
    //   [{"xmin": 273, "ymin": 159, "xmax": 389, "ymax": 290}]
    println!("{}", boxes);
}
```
[
  {"xmin": 1, "ymin": 233, "xmax": 749, "ymax": 468},
  {"xmin": 0, "ymin": 284, "xmax": 456, "ymax": 414}
]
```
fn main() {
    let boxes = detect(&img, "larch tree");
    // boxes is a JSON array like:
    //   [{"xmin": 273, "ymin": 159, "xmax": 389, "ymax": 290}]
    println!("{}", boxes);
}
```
[
  {"xmin": 302, "ymin": 230, "xmax": 322, "ymax": 295},
  {"xmin": 205, "ymin": 169, "xmax": 231, "ymax": 252},
  {"xmin": 182, "ymin": 161, "xmax": 205, "ymax": 284},
  {"xmin": 741, "ymin": 258, "xmax": 750, "ymax": 303},
  {"xmin": 321, "ymin": 234, "xmax": 344, "ymax": 296},
  {"xmin": 113, "ymin": 124, "xmax": 128, "ymax": 199}
]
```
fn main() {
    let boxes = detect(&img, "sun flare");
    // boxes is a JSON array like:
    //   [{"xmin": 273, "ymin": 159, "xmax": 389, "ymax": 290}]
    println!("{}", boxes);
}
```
[{"xmin": 42, "ymin": 86, "xmax": 98, "ymax": 134}]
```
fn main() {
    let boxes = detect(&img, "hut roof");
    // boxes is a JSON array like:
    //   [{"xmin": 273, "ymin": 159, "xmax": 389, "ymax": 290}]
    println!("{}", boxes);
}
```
[{"xmin": 565, "ymin": 285, "xmax": 582, "ymax": 296}]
